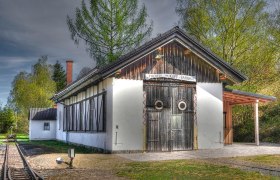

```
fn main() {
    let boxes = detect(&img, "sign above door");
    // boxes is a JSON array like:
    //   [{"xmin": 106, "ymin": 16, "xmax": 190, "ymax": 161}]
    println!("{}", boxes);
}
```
[{"xmin": 145, "ymin": 74, "xmax": 196, "ymax": 82}]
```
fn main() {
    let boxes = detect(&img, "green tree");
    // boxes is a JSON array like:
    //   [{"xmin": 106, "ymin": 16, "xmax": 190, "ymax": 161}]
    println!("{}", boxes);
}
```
[
  {"xmin": 52, "ymin": 61, "xmax": 66, "ymax": 92},
  {"xmin": 67, "ymin": 0, "xmax": 153, "ymax": 66},
  {"xmin": 268, "ymin": 4, "xmax": 280, "ymax": 48},
  {"xmin": 259, "ymin": 104, "xmax": 280, "ymax": 143},
  {"xmin": 0, "ymin": 107, "xmax": 15, "ymax": 133},
  {"xmin": 177, "ymin": 1, "xmax": 266, "ymax": 64},
  {"xmin": 176, "ymin": 0, "xmax": 279, "ymax": 90},
  {"xmin": 177, "ymin": 0, "xmax": 280, "ymax": 142},
  {"xmin": 8, "ymin": 56, "xmax": 56, "ymax": 132},
  {"xmin": 10, "ymin": 56, "xmax": 56, "ymax": 113},
  {"xmin": 267, "ymin": 7, "xmax": 280, "ymax": 86}
]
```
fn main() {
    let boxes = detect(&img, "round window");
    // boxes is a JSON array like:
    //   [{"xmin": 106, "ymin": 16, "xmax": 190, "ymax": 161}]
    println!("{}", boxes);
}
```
[
  {"xmin": 178, "ymin": 100, "xmax": 187, "ymax": 111},
  {"xmin": 154, "ymin": 100, "xmax": 164, "ymax": 110}
]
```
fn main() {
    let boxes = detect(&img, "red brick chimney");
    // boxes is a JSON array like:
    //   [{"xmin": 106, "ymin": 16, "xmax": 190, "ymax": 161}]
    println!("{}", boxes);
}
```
[{"xmin": 66, "ymin": 60, "xmax": 73, "ymax": 85}]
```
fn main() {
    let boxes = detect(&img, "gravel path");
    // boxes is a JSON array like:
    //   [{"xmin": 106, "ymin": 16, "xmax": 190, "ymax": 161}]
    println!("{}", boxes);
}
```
[
  {"xmin": 117, "ymin": 143, "xmax": 280, "ymax": 161},
  {"xmin": 19, "ymin": 143, "xmax": 129, "ymax": 179},
  {"xmin": 26, "ymin": 153, "xmax": 129, "ymax": 179}
]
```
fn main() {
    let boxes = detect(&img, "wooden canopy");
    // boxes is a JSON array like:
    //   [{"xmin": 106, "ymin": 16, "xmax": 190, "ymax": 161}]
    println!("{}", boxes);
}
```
[
  {"xmin": 223, "ymin": 88, "xmax": 276, "ymax": 105},
  {"xmin": 223, "ymin": 88, "xmax": 276, "ymax": 146}
]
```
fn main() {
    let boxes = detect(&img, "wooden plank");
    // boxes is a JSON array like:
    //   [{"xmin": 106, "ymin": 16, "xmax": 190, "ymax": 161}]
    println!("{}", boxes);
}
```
[
  {"xmin": 117, "ymin": 42, "xmax": 219, "ymax": 83},
  {"xmin": 146, "ymin": 82, "xmax": 194, "ymax": 152},
  {"xmin": 223, "ymin": 101, "xmax": 233, "ymax": 144}
]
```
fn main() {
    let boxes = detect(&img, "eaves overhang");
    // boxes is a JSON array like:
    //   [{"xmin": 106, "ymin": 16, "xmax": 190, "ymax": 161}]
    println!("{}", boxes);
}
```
[{"xmin": 52, "ymin": 26, "xmax": 248, "ymax": 102}]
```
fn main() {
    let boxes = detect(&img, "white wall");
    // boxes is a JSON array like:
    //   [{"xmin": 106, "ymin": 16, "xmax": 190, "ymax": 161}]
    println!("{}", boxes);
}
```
[
  {"xmin": 55, "ymin": 80, "xmax": 224, "ymax": 151},
  {"xmin": 56, "ymin": 103, "xmax": 67, "ymax": 142},
  {"xmin": 55, "ymin": 78, "xmax": 144, "ymax": 152},
  {"xmin": 66, "ymin": 132, "xmax": 107, "ymax": 148},
  {"xmin": 105, "ymin": 78, "xmax": 113, "ymax": 151},
  {"xmin": 112, "ymin": 79, "xmax": 144, "ymax": 151},
  {"xmin": 29, "ymin": 120, "xmax": 56, "ymax": 140},
  {"xmin": 196, "ymin": 83, "xmax": 224, "ymax": 149},
  {"xmin": 55, "ymin": 78, "xmax": 113, "ymax": 151}
]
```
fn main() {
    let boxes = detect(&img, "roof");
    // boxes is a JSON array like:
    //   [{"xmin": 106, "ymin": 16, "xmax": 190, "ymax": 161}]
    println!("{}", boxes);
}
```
[
  {"xmin": 29, "ymin": 108, "xmax": 57, "ymax": 120},
  {"xmin": 53, "ymin": 26, "xmax": 247, "ymax": 102},
  {"xmin": 224, "ymin": 88, "xmax": 276, "ymax": 105}
]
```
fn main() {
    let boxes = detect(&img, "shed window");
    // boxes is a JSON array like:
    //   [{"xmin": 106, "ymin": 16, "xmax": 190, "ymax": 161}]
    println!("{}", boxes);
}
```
[
  {"xmin": 64, "ymin": 91, "xmax": 106, "ymax": 133},
  {"xmin": 44, "ymin": 122, "xmax": 50, "ymax": 131}
]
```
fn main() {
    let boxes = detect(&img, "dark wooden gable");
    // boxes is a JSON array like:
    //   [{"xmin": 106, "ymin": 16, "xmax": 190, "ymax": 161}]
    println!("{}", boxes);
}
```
[{"xmin": 117, "ymin": 41, "xmax": 219, "ymax": 83}]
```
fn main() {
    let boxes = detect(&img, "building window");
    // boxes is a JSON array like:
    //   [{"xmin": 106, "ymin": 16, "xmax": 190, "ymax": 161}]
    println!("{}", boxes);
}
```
[
  {"xmin": 64, "ymin": 91, "xmax": 106, "ymax": 133},
  {"xmin": 44, "ymin": 122, "xmax": 50, "ymax": 131}
]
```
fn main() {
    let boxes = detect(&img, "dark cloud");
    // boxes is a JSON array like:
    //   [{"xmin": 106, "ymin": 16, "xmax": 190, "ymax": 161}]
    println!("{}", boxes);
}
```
[
  {"xmin": 142, "ymin": 0, "xmax": 179, "ymax": 34},
  {"xmin": 0, "ymin": 0, "xmax": 93, "ymax": 65},
  {"xmin": 0, "ymin": 0, "xmax": 179, "ymax": 105}
]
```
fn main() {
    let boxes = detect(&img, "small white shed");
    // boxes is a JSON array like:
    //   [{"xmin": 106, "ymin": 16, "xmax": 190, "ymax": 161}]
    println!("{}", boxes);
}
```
[{"xmin": 29, "ymin": 108, "xmax": 57, "ymax": 140}]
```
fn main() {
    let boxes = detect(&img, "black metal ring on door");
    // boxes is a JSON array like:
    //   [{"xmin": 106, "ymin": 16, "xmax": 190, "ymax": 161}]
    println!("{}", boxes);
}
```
[
  {"xmin": 154, "ymin": 100, "xmax": 164, "ymax": 110},
  {"xmin": 178, "ymin": 100, "xmax": 187, "ymax": 111}
]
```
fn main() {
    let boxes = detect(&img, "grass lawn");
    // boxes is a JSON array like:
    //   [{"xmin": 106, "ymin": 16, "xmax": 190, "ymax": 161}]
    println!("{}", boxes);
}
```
[
  {"xmin": 0, "ymin": 133, "xmax": 29, "ymax": 142},
  {"xmin": 0, "ymin": 134, "xmax": 5, "ymax": 139},
  {"xmin": 234, "ymin": 155, "xmax": 280, "ymax": 167},
  {"xmin": 116, "ymin": 160, "xmax": 276, "ymax": 179},
  {"xmin": 28, "ymin": 152, "xmax": 277, "ymax": 179},
  {"xmin": 16, "ymin": 133, "xmax": 29, "ymax": 142},
  {"xmin": 22, "ymin": 140, "xmax": 98, "ymax": 154},
  {"xmin": 13, "ymin": 138, "xmax": 280, "ymax": 179}
]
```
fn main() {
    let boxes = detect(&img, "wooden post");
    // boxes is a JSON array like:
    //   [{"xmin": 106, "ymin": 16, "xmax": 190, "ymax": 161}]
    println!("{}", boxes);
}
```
[
  {"xmin": 193, "ymin": 127, "xmax": 198, "ymax": 150},
  {"xmin": 193, "ymin": 93, "xmax": 198, "ymax": 150},
  {"xmin": 254, "ymin": 100, "xmax": 259, "ymax": 146},
  {"xmin": 143, "ymin": 91, "xmax": 147, "ymax": 152},
  {"xmin": 223, "ymin": 101, "xmax": 233, "ymax": 145},
  {"xmin": 228, "ymin": 105, "xmax": 233, "ymax": 144}
]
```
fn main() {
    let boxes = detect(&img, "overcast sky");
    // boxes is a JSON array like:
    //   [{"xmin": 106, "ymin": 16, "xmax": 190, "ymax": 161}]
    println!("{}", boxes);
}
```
[{"xmin": 0, "ymin": 0, "xmax": 179, "ymax": 105}]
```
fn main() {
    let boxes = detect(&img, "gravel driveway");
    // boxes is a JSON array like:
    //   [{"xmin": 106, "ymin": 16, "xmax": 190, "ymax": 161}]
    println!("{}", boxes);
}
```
[{"xmin": 117, "ymin": 143, "xmax": 280, "ymax": 161}]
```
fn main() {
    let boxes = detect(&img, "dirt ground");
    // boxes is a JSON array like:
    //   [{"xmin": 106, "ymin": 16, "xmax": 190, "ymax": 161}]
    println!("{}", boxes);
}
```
[
  {"xmin": 21, "ymin": 144, "xmax": 130, "ymax": 180},
  {"xmin": 27, "ymin": 153, "xmax": 130, "ymax": 179},
  {"xmin": 22, "ymin": 143, "xmax": 280, "ymax": 179}
]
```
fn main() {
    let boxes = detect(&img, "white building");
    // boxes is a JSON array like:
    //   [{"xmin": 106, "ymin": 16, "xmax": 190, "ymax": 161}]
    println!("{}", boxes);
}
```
[
  {"xmin": 29, "ymin": 108, "xmax": 57, "ymax": 140},
  {"xmin": 50, "ymin": 27, "xmax": 275, "ymax": 153}
]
